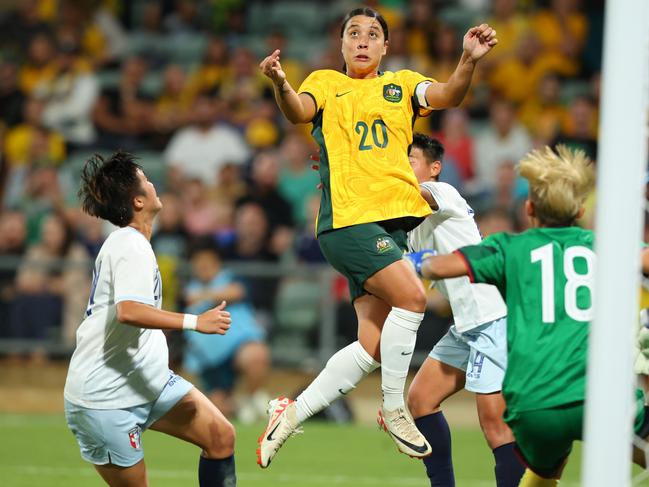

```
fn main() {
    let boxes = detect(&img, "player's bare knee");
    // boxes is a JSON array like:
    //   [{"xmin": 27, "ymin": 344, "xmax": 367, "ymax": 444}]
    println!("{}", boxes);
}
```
[
  {"xmin": 203, "ymin": 418, "xmax": 236, "ymax": 458},
  {"xmin": 400, "ymin": 288, "xmax": 427, "ymax": 313},
  {"xmin": 479, "ymin": 415, "xmax": 512, "ymax": 449},
  {"xmin": 407, "ymin": 385, "xmax": 439, "ymax": 418}
]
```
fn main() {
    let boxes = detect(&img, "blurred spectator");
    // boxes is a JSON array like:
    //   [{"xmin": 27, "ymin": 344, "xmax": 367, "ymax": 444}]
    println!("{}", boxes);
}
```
[
  {"xmin": 294, "ymin": 194, "xmax": 325, "ymax": 264},
  {"xmin": 488, "ymin": 32, "xmax": 577, "ymax": 104},
  {"xmin": 238, "ymin": 150, "xmax": 295, "ymax": 256},
  {"xmin": 220, "ymin": 47, "xmax": 271, "ymax": 127},
  {"xmin": 473, "ymin": 99, "xmax": 531, "ymax": 197},
  {"xmin": 475, "ymin": 207, "xmax": 515, "ymax": 238},
  {"xmin": 55, "ymin": 0, "xmax": 124, "ymax": 69},
  {"xmin": 4, "ymin": 98, "xmax": 66, "ymax": 169},
  {"xmin": 383, "ymin": 25, "xmax": 427, "ymax": 74},
  {"xmin": 484, "ymin": 0, "xmax": 529, "ymax": 65},
  {"xmin": 221, "ymin": 202, "xmax": 279, "ymax": 319},
  {"xmin": 530, "ymin": 0, "xmax": 587, "ymax": 73},
  {"xmin": 19, "ymin": 33, "xmax": 57, "ymax": 95},
  {"xmin": 277, "ymin": 132, "xmax": 319, "ymax": 228},
  {"xmin": 180, "ymin": 179, "xmax": 222, "ymax": 238},
  {"xmin": 9, "ymin": 166, "xmax": 65, "ymax": 242},
  {"xmin": 428, "ymin": 24, "xmax": 462, "ymax": 84},
  {"xmin": 518, "ymin": 72, "xmax": 566, "ymax": 145},
  {"xmin": 182, "ymin": 241, "xmax": 270, "ymax": 422},
  {"xmin": 0, "ymin": 0, "xmax": 50, "ymax": 58},
  {"xmin": 164, "ymin": 94, "xmax": 250, "ymax": 187},
  {"xmin": 0, "ymin": 61, "xmax": 25, "ymax": 130},
  {"xmin": 211, "ymin": 162, "xmax": 247, "ymax": 207},
  {"xmin": 164, "ymin": 0, "xmax": 207, "ymax": 35},
  {"xmin": 153, "ymin": 64, "xmax": 193, "ymax": 137},
  {"xmin": 553, "ymin": 95, "xmax": 598, "ymax": 160},
  {"xmin": 433, "ymin": 108, "xmax": 475, "ymax": 183},
  {"xmin": 187, "ymin": 35, "xmax": 229, "ymax": 97},
  {"xmin": 33, "ymin": 37, "xmax": 99, "ymax": 149},
  {"xmin": 491, "ymin": 160, "xmax": 528, "ymax": 211},
  {"xmin": 0, "ymin": 211, "xmax": 27, "ymax": 337},
  {"xmin": 73, "ymin": 210, "xmax": 107, "ymax": 260},
  {"xmin": 92, "ymin": 57, "xmax": 153, "ymax": 151},
  {"xmin": 9, "ymin": 212, "xmax": 90, "ymax": 352},
  {"xmin": 128, "ymin": 0, "xmax": 167, "ymax": 69},
  {"xmin": 152, "ymin": 192, "xmax": 190, "ymax": 311},
  {"xmin": 404, "ymin": 0, "xmax": 439, "ymax": 59}
]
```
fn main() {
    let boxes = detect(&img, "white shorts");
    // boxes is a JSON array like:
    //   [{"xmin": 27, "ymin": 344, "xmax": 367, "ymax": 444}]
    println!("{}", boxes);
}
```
[
  {"xmin": 64, "ymin": 370, "xmax": 194, "ymax": 467},
  {"xmin": 429, "ymin": 317, "xmax": 507, "ymax": 394}
]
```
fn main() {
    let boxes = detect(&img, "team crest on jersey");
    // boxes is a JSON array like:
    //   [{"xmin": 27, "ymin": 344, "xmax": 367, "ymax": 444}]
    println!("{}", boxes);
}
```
[
  {"xmin": 383, "ymin": 83, "xmax": 402, "ymax": 103},
  {"xmin": 128, "ymin": 426, "xmax": 142, "ymax": 449},
  {"xmin": 376, "ymin": 237, "xmax": 394, "ymax": 253}
]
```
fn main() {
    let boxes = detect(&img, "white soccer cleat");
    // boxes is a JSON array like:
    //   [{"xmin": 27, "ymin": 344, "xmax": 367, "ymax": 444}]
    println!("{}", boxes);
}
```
[
  {"xmin": 377, "ymin": 407, "xmax": 432, "ymax": 458},
  {"xmin": 256, "ymin": 397, "xmax": 302, "ymax": 468}
]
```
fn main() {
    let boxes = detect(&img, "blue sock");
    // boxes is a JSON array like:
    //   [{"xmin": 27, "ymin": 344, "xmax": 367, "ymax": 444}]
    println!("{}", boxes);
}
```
[
  {"xmin": 415, "ymin": 411, "xmax": 455, "ymax": 487},
  {"xmin": 493, "ymin": 442, "xmax": 525, "ymax": 487},
  {"xmin": 199, "ymin": 455, "xmax": 236, "ymax": 487}
]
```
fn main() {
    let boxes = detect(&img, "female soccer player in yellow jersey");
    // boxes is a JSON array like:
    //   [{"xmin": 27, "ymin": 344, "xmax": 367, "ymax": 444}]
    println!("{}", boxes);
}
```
[{"xmin": 256, "ymin": 7, "xmax": 498, "ymax": 467}]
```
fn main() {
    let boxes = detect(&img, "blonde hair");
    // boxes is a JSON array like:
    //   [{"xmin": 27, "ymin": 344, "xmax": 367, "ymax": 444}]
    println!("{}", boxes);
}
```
[{"xmin": 517, "ymin": 145, "xmax": 595, "ymax": 226}]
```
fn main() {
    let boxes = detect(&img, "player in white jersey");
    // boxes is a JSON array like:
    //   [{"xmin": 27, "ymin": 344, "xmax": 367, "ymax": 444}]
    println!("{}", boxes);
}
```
[
  {"xmin": 395, "ymin": 134, "xmax": 524, "ymax": 487},
  {"xmin": 64, "ymin": 151, "xmax": 237, "ymax": 487}
]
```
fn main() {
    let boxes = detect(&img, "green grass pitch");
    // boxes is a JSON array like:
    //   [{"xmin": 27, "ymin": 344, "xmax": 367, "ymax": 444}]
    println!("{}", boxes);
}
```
[{"xmin": 2, "ymin": 413, "xmax": 647, "ymax": 486}]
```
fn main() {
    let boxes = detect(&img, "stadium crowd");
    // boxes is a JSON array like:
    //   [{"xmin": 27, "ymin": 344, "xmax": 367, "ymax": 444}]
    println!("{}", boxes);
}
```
[{"xmin": 0, "ymin": 0, "xmax": 605, "ymax": 369}]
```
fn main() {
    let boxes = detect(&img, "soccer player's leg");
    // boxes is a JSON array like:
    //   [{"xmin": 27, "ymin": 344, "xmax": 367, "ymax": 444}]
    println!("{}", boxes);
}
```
[
  {"xmin": 363, "ymin": 231, "xmax": 429, "ymax": 456},
  {"xmin": 149, "ymin": 385, "xmax": 236, "ymax": 487},
  {"xmin": 65, "ymin": 399, "xmax": 150, "ymax": 486},
  {"xmin": 316, "ymin": 222, "xmax": 430, "ymax": 458},
  {"xmin": 95, "ymin": 461, "xmax": 148, "ymax": 487},
  {"xmin": 257, "ymin": 294, "xmax": 384, "ymax": 468},
  {"xmin": 407, "ymin": 353, "xmax": 466, "ymax": 487},
  {"xmin": 466, "ymin": 318, "xmax": 524, "ymax": 487},
  {"xmin": 294, "ymin": 293, "xmax": 385, "ymax": 422}
]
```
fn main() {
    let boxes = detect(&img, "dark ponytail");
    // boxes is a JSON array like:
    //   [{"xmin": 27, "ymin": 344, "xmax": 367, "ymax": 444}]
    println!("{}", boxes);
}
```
[{"xmin": 340, "ymin": 7, "xmax": 389, "ymax": 73}]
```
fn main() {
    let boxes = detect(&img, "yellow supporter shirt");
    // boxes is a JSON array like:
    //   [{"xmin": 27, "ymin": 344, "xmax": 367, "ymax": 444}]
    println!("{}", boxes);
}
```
[
  {"xmin": 298, "ymin": 69, "xmax": 433, "ymax": 234},
  {"xmin": 4, "ymin": 125, "xmax": 66, "ymax": 167}
]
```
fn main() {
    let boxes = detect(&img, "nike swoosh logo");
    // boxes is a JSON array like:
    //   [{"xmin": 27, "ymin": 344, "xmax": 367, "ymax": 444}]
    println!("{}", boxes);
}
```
[
  {"xmin": 336, "ymin": 91, "xmax": 352, "ymax": 97},
  {"xmin": 266, "ymin": 422, "xmax": 281, "ymax": 441},
  {"xmin": 338, "ymin": 388, "xmax": 348, "ymax": 395},
  {"xmin": 401, "ymin": 351, "xmax": 413, "ymax": 356},
  {"xmin": 389, "ymin": 431, "xmax": 430, "ymax": 454}
]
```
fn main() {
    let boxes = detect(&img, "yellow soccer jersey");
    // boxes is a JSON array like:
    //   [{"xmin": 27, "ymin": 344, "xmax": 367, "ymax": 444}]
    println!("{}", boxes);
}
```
[{"xmin": 299, "ymin": 69, "xmax": 435, "ymax": 234}]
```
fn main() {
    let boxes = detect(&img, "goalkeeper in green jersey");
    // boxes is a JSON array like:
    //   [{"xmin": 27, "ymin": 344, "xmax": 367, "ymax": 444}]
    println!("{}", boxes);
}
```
[{"xmin": 406, "ymin": 145, "xmax": 649, "ymax": 487}]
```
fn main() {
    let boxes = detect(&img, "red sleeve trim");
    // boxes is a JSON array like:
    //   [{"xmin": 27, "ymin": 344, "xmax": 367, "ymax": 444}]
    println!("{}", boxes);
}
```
[{"xmin": 453, "ymin": 249, "xmax": 476, "ymax": 283}]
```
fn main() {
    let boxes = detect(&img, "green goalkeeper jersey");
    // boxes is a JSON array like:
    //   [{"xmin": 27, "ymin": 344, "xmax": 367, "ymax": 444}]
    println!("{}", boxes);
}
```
[{"xmin": 456, "ymin": 226, "xmax": 594, "ymax": 419}]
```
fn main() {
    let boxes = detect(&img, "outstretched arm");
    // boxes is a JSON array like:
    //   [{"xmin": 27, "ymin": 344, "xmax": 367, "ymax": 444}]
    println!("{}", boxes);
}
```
[
  {"xmin": 424, "ymin": 24, "xmax": 497, "ymax": 109},
  {"xmin": 259, "ymin": 49, "xmax": 316, "ymax": 124},
  {"xmin": 116, "ymin": 300, "xmax": 232, "ymax": 334},
  {"xmin": 421, "ymin": 253, "xmax": 469, "ymax": 281}
]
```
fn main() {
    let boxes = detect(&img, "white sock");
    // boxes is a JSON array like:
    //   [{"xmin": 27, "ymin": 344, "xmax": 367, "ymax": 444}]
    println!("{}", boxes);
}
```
[
  {"xmin": 380, "ymin": 307, "xmax": 424, "ymax": 411},
  {"xmin": 295, "ymin": 341, "xmax": 380, "ymax": 423}
]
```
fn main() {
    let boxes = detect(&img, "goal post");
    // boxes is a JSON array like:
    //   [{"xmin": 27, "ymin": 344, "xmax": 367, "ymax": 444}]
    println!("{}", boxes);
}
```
[{"xmin": 582, "ymin": 1, "xmax": 649, "ymax": 486}]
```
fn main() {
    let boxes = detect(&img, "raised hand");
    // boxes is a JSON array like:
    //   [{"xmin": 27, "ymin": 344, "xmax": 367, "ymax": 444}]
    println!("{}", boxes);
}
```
[
  {"xmin": 463, "ymin": 24, "xmax": 498, "ymax": 62},
  {"xmin": 259, "ymin": 49, "xmax": 287, "ymax": 87},
  {"xmin": 197, "ymin": 301, "xmax": 232, "ymax": 335}
]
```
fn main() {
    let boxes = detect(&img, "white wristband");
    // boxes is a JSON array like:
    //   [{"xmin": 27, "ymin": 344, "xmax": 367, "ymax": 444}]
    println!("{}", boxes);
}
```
[{"xmin": 182, "ymin": 314, "xmax": 198, "ymax": 331}]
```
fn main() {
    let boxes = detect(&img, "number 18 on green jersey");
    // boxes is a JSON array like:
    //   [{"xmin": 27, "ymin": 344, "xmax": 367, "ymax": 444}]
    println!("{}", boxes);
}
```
[{"xmin": 456, "ymin": 227, "xmax": 595, "ymax": 420}]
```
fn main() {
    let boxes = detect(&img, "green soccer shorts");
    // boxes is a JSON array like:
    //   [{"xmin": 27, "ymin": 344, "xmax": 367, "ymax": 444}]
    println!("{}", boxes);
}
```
[
  {"xmin": 317, "ymin": 221, "xmax": 409, "ymax": 302},
  {"xmin": 506, "ymin": 390, "xmax": 646, "ymax": 478}
]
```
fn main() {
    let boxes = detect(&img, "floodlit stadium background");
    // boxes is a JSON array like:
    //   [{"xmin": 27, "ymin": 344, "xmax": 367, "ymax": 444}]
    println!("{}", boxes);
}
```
[{"xmin": 2, "ymin": 1, "xmax": 639, "ymax": 486}]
